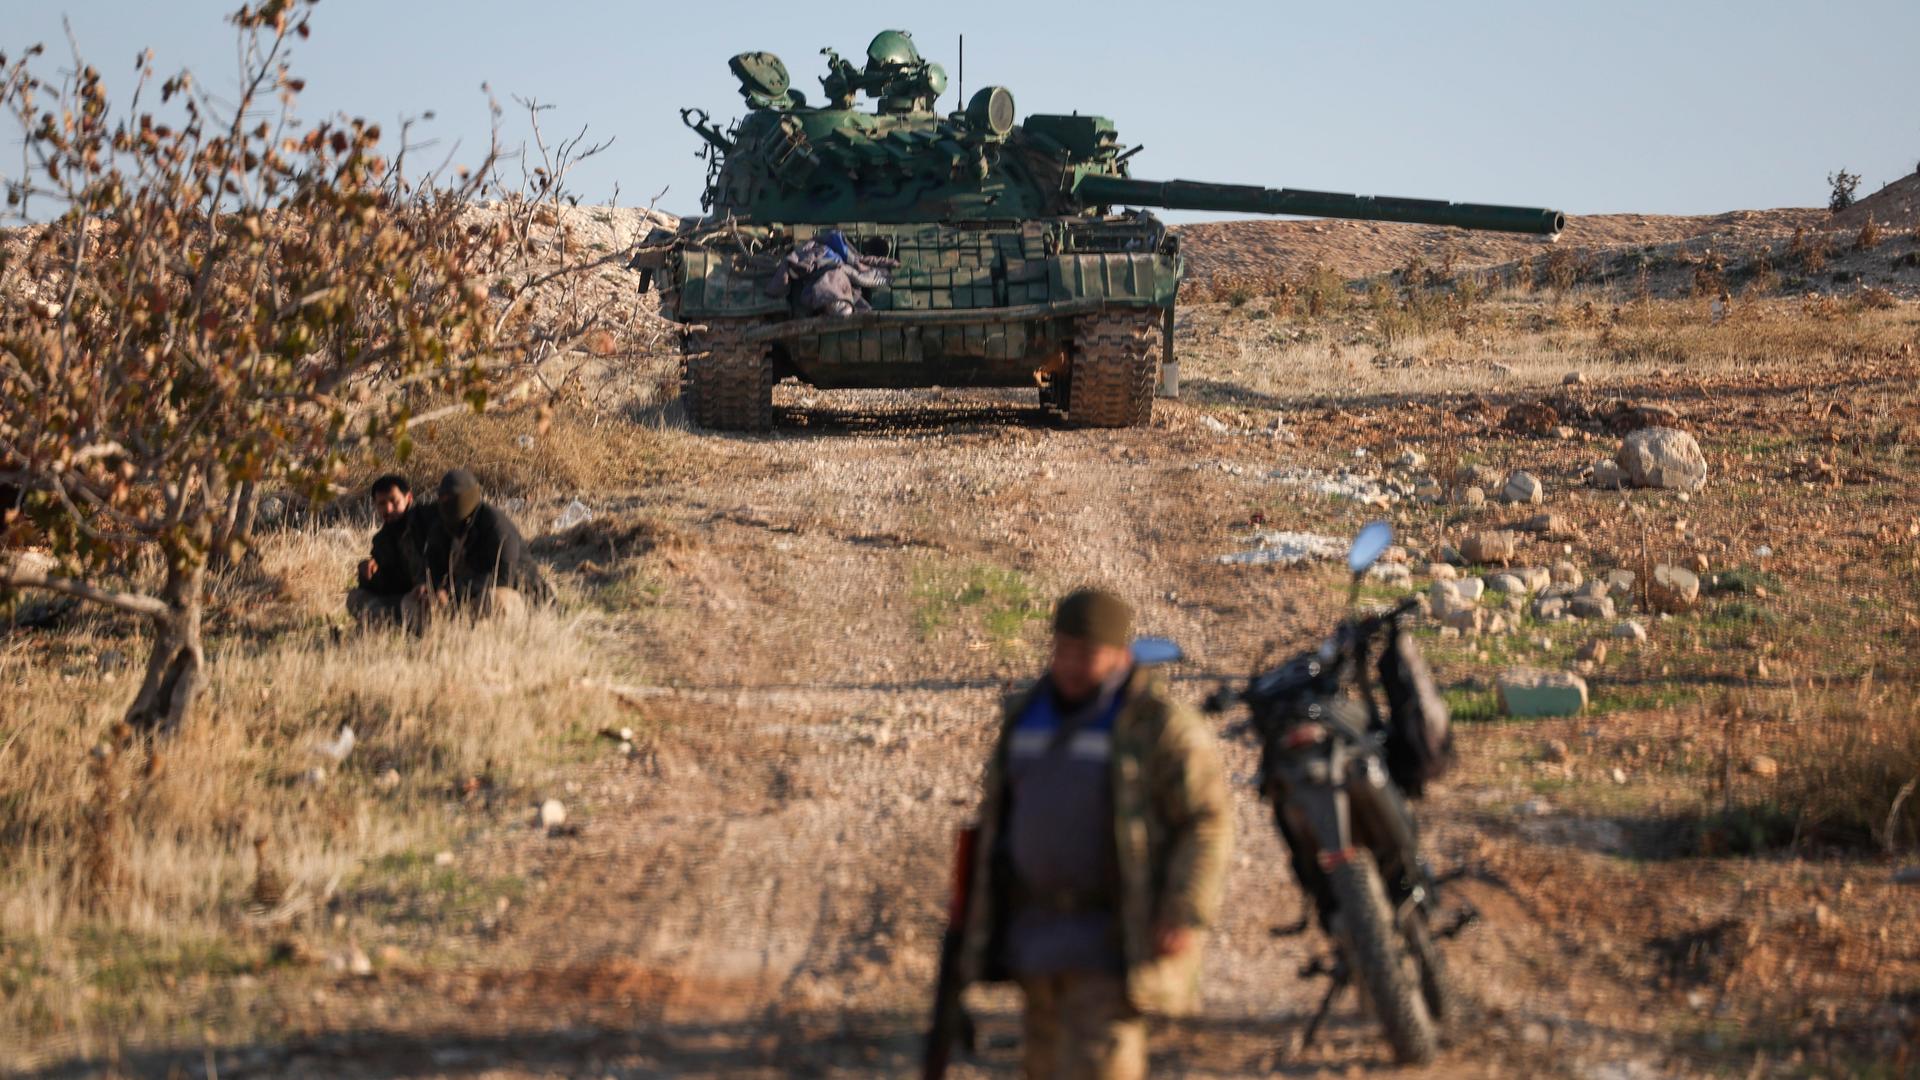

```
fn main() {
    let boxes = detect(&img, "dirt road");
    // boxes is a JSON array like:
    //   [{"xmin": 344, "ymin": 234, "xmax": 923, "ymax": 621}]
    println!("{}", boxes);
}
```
[{"xmin": 129, "ymin": 386, "xmax": 1771, "ymax": 1080}]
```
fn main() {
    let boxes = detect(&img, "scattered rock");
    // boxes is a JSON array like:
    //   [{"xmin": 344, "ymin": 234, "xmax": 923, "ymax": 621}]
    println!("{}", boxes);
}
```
[
  {"xmin": 1533, "ymin": 597, "xmax": 1567, "ymax": 620},
  {"xmin": 1563, "ymin": 371, "xmax": 1587, "ymax": 386},
  {"xmin": 1538, "ymin": 581, "xmax": 1577, "ymax": 600},
  {"xmin": 1745, "ymin": 754, "xmax": 1780, "ymax": 780},
  {"xmin": 1455, "ymin": 464, "xmax": 1502, "ymax": 490},
  {"xmin": 1649, "ymin": 564, "xmax": 1702, "ymax": 614},
  {"xmin": 1551, "ymin": 561, "xmax": 1583, "ymax": 587},
  {"xmin": 1443, "ymin": 607, "xmax": 1489, "ymax": 635},
  {"xmin": 1460, "ymin": 486, "xmax": 1487, "ymax": 508},
  {"xmin": 1569, "ymin": 595, "xmax": 1617, "ymax": 620},
  {"xmin": 1752, "ymin": 658, "xmax": 1770, "ymax": 680},
  {"xmin": 1461, "ymin": 531, "xmax": 1519, "ymax": 565},
  {"xmin": 1613, "ymin": 620, "xmax": 1648, "ymax": 641},
  {"xmin": 1503, "ymin": 470, "xmax": 1545, "ymax": 505},
  {"xmin": 1484, "ymin": 572, "xmax": 1526, "ymax": 594},
  {"xmin": 1575, "ymin": 639, "xmax": 1609, "ymax": 664},
  {"xmin": 1219, "ymin": 530, "xmax": 1350, "ymax": 567},
  {"xmin": 1426, "ymin": 562, "xmax": 1458, "ymax": 581},
  {"xmin": 1414, "ymin": 481, "xmax": 1444, "ymax": 503},
  {"xmin": 1515, "ymin": 566, "xmax": 1552, "ymax": 592},
  {"xmin": 1497, "ymin": 669, "xmax": 1590, "ymax": 717},
  {"xmin": 1605, "ymin": 570, "xmax": 1636, "ymax": 599},
  {"xmin": 1438, "ymin": 542, "xmax": 1465, "ymax": 566},
  {"xmin": 1396, "ymin": 449, "xmax": 1428, "ymax": 470},
  {"xmin": 1516, "ymin": 512, "xmax": 1575, "ymax": 538},
  {"xmin": 331, "ymin": 944, "xmax": 373, "ymax": 978},
  {"xmin": 1893, "ymin": 867, "xmax": 1920, "ymax": 885},
  {"xmin": 375, "ymin": 768, "xmax": 402, "ymax": 793},
  {"xmin": 1455, "ymin": 577, "xmax": 1487, "ymax": 602},
  {"xmin": 434, "ymin": 850, "xmax": 456, "ymax": 867},
  {"xmin": 1540, "ymin": 738, "xmax": 1571, "ymax": 764},
  {"xmin": 1520, "ymin": 797, "xmax": 1553, "ymax": 817},
  {"xmin": 1553, "ymin": 425, "xmax": 1579, "ymax": 440},
  {"xmin": 1590, "ymin": 459, "xmax": 1630, "ymax": 489},
  {"xmin": 1691, "ymin": 552, "xmax": 1711, "ymax": 574},
  {"xmin": 1610, "ymin": 767, "xmax": 1629, "ymax": 785},
  {"xmin": 539, "ymin": 799, "xmax": 568, "ymax": 830},
  {"xmin": 1369, "ymin": 562, "xmax": 1413, "ymax": 588},
  {"xmin": 1617, "ymin": 427, "xmax": 1708, "ymax": 492}
]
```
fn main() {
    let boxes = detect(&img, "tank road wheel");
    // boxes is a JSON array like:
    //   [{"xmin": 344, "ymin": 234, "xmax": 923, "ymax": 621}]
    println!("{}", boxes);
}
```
[
  {"xmin": 681, "ymin": 324, "xmax": 773, "ymax": 433},
  {"xmin": 1068, "ymin": 310, "xmax": 1159, "ymax": 428}
]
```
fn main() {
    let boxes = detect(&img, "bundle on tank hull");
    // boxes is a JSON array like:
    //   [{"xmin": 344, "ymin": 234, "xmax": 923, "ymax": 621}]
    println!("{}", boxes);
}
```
[{"xmin": 632, "ymin": 30, "xmax": 1565, "ymax": 431}]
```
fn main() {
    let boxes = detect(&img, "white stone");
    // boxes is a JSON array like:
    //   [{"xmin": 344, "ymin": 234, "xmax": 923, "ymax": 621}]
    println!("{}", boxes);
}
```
[
  {"xmin": 1503, "ymin": 470, "xmax": 1545, "ymax": 504},
  {"xmin": 1616, "ymin": 427, "xmax": 1708, "ymax": 492}
]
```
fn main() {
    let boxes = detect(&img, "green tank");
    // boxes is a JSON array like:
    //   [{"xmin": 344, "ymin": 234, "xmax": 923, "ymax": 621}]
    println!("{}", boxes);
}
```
[{"xmin": 633, "ymin": 31, "xmax": 1565, "ymax": 431}]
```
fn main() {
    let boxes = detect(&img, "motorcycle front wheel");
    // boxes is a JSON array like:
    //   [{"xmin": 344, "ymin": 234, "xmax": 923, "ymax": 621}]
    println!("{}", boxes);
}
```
[{"xmin": 1327, "ymin": 849, "xmax": 1439, "ymax": 1065}]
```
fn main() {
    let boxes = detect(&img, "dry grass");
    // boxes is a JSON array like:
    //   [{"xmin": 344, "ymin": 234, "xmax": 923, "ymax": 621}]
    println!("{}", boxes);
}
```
[
  {"xmin": 1768, "ymin": 687, "xmax": 1920, "ymax": 849},
  {"xmin": 1177, "ymin": 291, "xmax": 1919, "ymax": 404},
  {"xmin": 342, "ymin": 406, "xmax": 685, "ymax": 508},
  {"xmin": 0, "ymin": 525, "xmax": 620, "ymax": 1061}
]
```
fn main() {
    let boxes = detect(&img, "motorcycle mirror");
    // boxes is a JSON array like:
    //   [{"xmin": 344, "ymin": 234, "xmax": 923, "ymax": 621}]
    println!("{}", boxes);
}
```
[
  {"xmin": 1131, "ymin": 636, "xmax": 1184, "ymax": 665},
  {"xmin": 1347, "ymin": 520, "xmax": 1394, "ymax": 576}
]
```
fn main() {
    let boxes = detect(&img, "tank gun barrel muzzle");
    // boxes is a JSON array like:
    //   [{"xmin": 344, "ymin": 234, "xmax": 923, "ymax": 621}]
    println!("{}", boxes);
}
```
[{"xmin": 1075, "ymin": 175, "xmax": 1564, "ymax": 236}]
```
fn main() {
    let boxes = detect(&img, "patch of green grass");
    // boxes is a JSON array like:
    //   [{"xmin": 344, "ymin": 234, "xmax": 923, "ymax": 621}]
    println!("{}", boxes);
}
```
[
  {"xmin": 1707, "ymin": 565, "xmax": 1781, "ymax": 596},
  {"xmin": 1704, "ymin": 598, "xmax": 1778, "ymax": 629},
  {"xmin": 1590, "ymin": 682, "xmax": 1697, "ymax": 715},
  {"xmin": 352, "ymin": 850, "xmax": 525, "ymax": 927},
  {"xmin": 590, "ymin": 567, "xmax": 664, "ymax": 613},
  {"xmin": 1444, "ymin": 686, "xmax": 1500, "ymax": 723},
  {"xmin": 912, "ymin": 562, "xmax": 1048, "ymax": 647}
]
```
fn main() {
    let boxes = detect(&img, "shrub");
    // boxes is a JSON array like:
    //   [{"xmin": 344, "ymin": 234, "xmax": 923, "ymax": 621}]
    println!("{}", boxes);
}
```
[
  {"xmin": 1827, "ymin": 168, "xmax": 1861, "ymax": 213},
  {"xmin": 1788, "ymin": 227, "xmax": 1831, "ymax": 274},
  {"xmin": 1301, "ymin": 263, "xmax": 1349, "ymax": 317},
  {"xmin": 1772, "ymin": 690, "xmax": 1920, "ymax": 849},
  {"xmin": 1855, "ymin": 217, "xmax": 1882, "ymax": 252}
]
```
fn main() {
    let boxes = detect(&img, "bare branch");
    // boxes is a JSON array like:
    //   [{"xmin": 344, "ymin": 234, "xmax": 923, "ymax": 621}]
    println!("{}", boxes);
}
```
[{"xmin": 2, "ymin": 558, "xmax": 170, "ymax": 621}]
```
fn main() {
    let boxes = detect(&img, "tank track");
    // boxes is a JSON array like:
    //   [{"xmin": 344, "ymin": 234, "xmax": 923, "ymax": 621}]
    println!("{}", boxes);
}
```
[
  {"xmin": 1068, "ymin": 310, "xmax": 1159, "ymax": 428},
  {"xmin": 681, "ymin": 322, "xmax": 774, "ymax": 433}
]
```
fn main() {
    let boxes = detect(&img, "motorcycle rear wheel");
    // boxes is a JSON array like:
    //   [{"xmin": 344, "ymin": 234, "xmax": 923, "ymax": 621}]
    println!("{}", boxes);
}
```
[{"xmin": 1328, "ymin": 850, "xmax": 1439, "ymax": 1065}]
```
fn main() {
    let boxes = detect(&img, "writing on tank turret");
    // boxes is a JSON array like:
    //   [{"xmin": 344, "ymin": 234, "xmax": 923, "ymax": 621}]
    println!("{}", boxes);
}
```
[{"xmin": 631, "ymin": 31, "xmax": 1566, "ymax": 432}]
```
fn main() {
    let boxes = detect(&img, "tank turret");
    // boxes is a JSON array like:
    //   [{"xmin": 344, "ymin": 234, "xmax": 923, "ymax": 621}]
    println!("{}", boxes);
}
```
[{"xmin": 639, "ymin": 32, "xmax": 1567, "ymax": 432}]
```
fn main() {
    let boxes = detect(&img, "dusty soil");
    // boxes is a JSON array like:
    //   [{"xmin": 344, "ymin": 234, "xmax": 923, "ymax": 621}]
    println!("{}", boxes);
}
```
[{"xmin": 13, "ymin": 214, "xmax": 1920, "ymax": 1079}]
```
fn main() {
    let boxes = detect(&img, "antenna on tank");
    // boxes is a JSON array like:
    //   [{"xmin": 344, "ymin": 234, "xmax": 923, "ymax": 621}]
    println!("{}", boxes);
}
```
[{"xmin": 958, "ymin": 34, "xmax": 964, "ymax": 106}]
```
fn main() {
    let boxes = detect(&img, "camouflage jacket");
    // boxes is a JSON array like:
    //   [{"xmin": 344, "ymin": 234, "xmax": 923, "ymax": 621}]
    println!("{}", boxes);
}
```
[{"xmin": 958, "ymin": 665, "xmax": 1233, "ymax": 1015}]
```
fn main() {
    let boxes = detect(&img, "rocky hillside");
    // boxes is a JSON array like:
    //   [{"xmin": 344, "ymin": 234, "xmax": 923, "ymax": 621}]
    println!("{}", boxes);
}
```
[{"xmin": 1173, "ymin": 207, "xmax": 1829, "ymax": 283}]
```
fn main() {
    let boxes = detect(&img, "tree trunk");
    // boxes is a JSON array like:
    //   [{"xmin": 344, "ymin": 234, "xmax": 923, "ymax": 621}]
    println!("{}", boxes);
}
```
[
  {"xmin": 124, "ymin": 557, "xmax": 206, "ymax": 735},
  {"xmin": 211, "ymin": 481, "xmax": 258, "ymax": 568}
]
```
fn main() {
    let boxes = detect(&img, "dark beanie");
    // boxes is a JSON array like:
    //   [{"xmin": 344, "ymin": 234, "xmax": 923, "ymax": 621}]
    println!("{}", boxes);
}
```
[
  {"xmin": 437, "ymin": 468, "xmax": 482, "ymax": 526},
  {"xmin": 1053, "ymin": 588, "xmax": 1133, "ymax": 648}
]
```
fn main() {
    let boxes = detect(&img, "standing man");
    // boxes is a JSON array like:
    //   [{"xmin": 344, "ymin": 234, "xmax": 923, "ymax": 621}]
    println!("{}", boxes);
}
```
[
  {"xmin": 407, "ymin": 468, "xmax": 549, "ymax": 627},
  {"xmin": 346, "ymin": 474, "xmax": 425, "ymax": 626},
  {"xmin": 957, "ymin": 588, "xmax": 1232, "ymax": 1079}
]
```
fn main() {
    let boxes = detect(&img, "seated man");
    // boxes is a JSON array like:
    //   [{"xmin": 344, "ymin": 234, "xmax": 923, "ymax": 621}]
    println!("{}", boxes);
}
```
[
  {"xmin": 345, "ymin": 474, "xmax": 425, "ymax": 626},
  {"xmin": 406, "ymin": 469, "xmax": 549, "ymax": 628}
]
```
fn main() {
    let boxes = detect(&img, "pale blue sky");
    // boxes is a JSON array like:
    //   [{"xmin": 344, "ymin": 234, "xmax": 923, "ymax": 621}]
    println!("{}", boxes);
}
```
[{"xmin": 6, "ymin": 1, "xmax": 1916, "ymax": 222}]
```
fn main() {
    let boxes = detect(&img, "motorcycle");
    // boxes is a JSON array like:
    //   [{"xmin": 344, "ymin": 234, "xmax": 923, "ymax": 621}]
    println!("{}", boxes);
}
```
[{"xmin": 1205, "ymin": 522, "xmax": 1472, "ymax": 1065}]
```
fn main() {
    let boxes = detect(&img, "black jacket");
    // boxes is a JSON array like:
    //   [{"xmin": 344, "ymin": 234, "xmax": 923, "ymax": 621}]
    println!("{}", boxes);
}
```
[
  {"xmin": 358, "ymin": 504, "xmax": 429, "ymax": 597},
  {"xmin": 420, "ymin": 501, "xmax": 549, "ymax": 602}
]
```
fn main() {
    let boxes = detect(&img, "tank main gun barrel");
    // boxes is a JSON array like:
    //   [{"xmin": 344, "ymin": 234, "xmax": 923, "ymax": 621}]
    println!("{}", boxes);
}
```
[{"xmin": 1074, "ymin": 174, "xmax": 1564, "ymax": 236}]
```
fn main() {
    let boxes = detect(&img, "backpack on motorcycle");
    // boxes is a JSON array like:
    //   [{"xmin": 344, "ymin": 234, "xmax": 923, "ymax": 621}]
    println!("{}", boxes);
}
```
[{"xmin": 1376, "ymin": 627, "xmax": 1453, "ymax": 796}]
